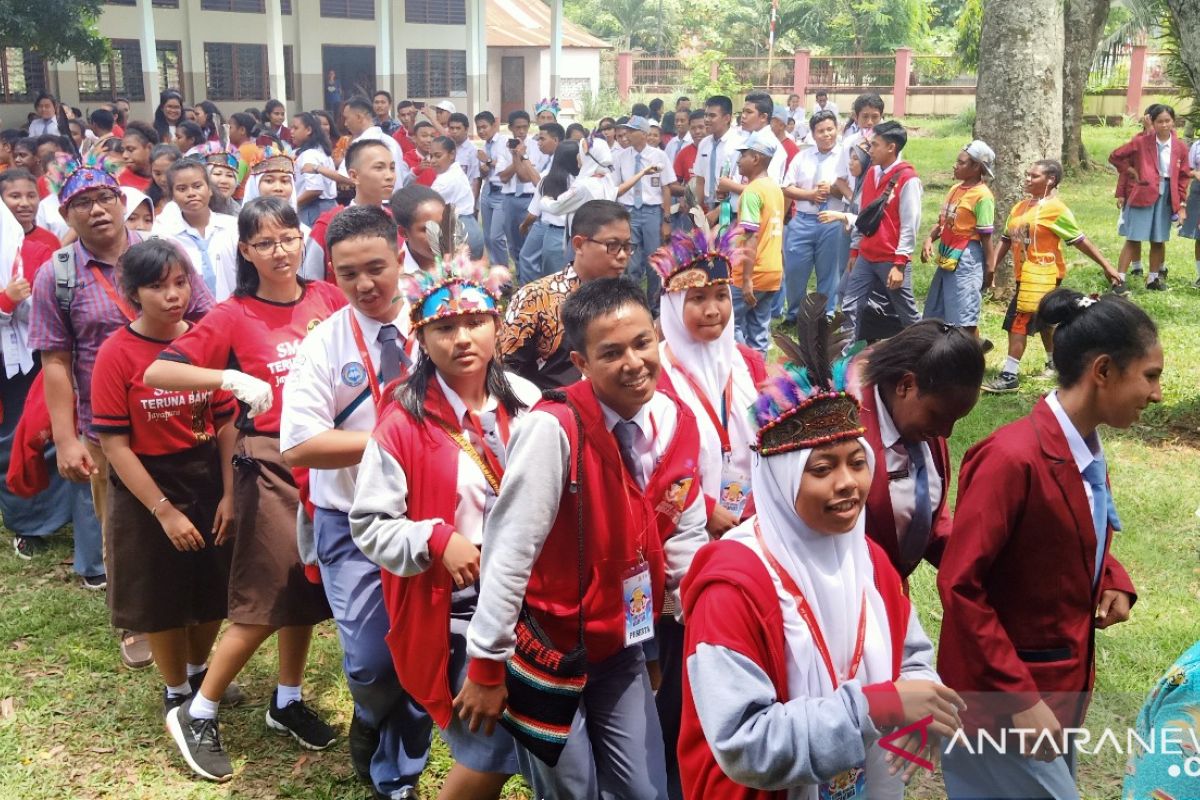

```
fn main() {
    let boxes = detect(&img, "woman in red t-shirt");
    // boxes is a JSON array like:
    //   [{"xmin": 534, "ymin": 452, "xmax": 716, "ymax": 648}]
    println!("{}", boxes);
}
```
[
  {"xmin": 92, "ymin": 239, "xmax": 238, "ymax": 724},
  {"xmin": 145, "ymin": 197, "xmax": 346, "ymax": 782}
]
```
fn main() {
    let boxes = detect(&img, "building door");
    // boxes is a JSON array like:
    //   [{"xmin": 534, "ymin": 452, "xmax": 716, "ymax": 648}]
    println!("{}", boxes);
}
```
[
  {"xmin": 322, "ymin": 46, "xmax": 376, "ymax": 112},
  {"xmin": 501, "ymin": 56, "xmax": 524, "ymax": 122}
]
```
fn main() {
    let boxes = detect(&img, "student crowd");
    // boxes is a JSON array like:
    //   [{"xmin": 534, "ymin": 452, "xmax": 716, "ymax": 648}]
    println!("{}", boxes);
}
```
[{"xmin": 0, "ymin": 83, "xmax": 1188, "ymax": 800}]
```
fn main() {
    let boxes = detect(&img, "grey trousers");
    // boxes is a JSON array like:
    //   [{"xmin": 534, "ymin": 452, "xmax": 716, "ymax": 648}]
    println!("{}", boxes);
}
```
[
  {"xmin": 942, "ymin": 737, "xmax": 1079, "ymax": 800},
  {"xmin": 841, "ymin": 255, "xmax": 921, "ymax": 339}
]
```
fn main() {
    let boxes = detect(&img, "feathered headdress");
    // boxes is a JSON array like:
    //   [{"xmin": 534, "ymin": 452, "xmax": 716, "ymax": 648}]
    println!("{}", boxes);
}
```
[
  {"xmin": 535, "ymin": 97, "xmax": 561, "ymax": 117},
  {"xmin": 46, "ymin": 151, "xmax": 121, "ymax": 207},
  {"xmin": 248, "ymin": 143, "xmax": 295, "ymax": 176},
  {"xmin": 402, "ymin": 204, "xmax": 510, "ymax": 329},
  {"xmin": 753, "ymin": 294, "xmax": 865, "ymax": 456},
  {"xmin": 650, "ymin": 221, "xmax": 742, "ymax": 293},
  {"xmin": 196, "ymin": 140, "xmax": 241, "ymax": 173}
]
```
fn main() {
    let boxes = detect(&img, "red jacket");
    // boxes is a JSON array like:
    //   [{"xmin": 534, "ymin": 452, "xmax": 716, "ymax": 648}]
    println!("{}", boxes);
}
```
[
  {"xmin": 853, "ymin": 161, "xmax": 918, "ymax": 266},
  {"xmin": 858, "ymin": 383, "xmax": 952, "ymax": 579},
  {"xmin": 936, "ymin": 398, "xmax": 1137, "ymax": 731},
  {"xmin": 1109, "ymin": 131, "xmax": 1190, "ymax": 211},
  {"xmin": 6, "ymin": 371, "xmax": 58, "ymax": 497},
  {"xmin": 679, "ymin": 536, "xmax": 910, "ymax": 800},
  {"xmin": 467, "ymin": 381, "xmax": 702, "ymax": 685}
]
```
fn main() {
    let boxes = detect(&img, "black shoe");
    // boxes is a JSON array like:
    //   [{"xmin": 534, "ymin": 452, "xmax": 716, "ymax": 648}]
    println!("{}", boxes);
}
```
[
  {"xmin": 349, "ymin": 714, "xmax": 380, "ymax": 784},
  {"xmin": 980, "ymin": 338, "xmax": 994, "ymax": 355},
  {"xmin": 982, "ymin": 371, "xmax": 1019, "ymax": 394},
  {"xmin": 13, "ymin": 535, "xmax": 49, "ymax": 560},
  {"xmin": 265, "ymin": 691, "xmax": 336, "ymax": 750},
  {"xmin": 81, "ymin": 573, "xmax": 107, "ymax": 590},
  {"xmin": 1146, "ymin": 276, "xmax": 1166, "ymax": 291},
  {"xmin": 1130, "ymin": 265, "xmax": 1144, "ymax": 277},
  {"xmin": 1110, "ymin": 281, "xmax": 1129, "ymax": 297},
  {"xmin": 165, "ymin": 704, "xmax": 232, "ymax": 782},
  {"xmin": 187, "ymin": 670, "xmax": 245, "ymax": 707},
  {"xmin": 163, "ymin": 689, "xmax": 191, "ymax": 718}
]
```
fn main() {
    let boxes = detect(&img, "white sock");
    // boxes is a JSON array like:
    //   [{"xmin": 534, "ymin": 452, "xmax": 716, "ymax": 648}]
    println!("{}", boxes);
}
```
[
  {"xmin": 166, "ymin": 680, "xmax": 193, "ymax": 698},
  {"xmin": 1149, "ymin": 271, "xmax": 1159, "ymax": 280},
  {"xmin": 186, "ymin": 662, "xmax": 207, "ymax": 677},
  {"xmin": 188, "ymin": 691, "xmax": 220, "ymax": 720},
  {"xmin": 1194, "ymin": 260, "xmax": 1200, "ymax": 279},
  {"xmin": 1118, "ymin": 272, "xmax": 1126, "ymax": 282},
  {"xmin": 1003, "ymin": 356, "xmax": 1021, "ymax": 375},
  {"xmin": 1132, "ymin": 260, "xmax": 1143, "ymax": 272},
  {"xmin": 275, "ymin": 683, "xmax": 302, "ymax": 709}
]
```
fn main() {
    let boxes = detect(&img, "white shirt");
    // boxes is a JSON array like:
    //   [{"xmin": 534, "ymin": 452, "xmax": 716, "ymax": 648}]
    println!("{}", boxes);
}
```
[
  {"xmin": 598, "ymin": 392, "xmax": 680, "ymax": 490},
  {"xmin": 1156, "ymin": 137, "xmax": 1172, "ymax": 179},
  {"xmin": 402, "ymin": 245, "xmax": 423, "ymax": 276},
  {"xmin": 694, "ymin": 127, "xmax": 746, "ymax": 204},
  {"xmin": 432, "ymin": 165, "xmax": 476, "ymax": 216},
  {"xmin": 811, "ymin": 100, "xmax": 840, "ymax": 123},
  {"xmin": 35, "ymin": 194, "xmax": 68, "ymax": 240},
  {"xmin": 730, "ymin": 126, "xmax": 787, "ymax": 185},
  {"xmin": 151, "ymin": 211, "xmax": 239, "ymax": 301},
  {"xmin": 281, "ymin": 304, "xmax": 416, "ymax": 512},
  {"xmin": 784, "ymin": 144, "xmax": 845, "ymax": 214},
  {"xmin": 481, "ymin": 132, "xmax": 507, "ymax": 189},
  {"xmin": 874, "ymin": 386, "xmax": 943, "ymax": 549},
  {"xmin": 613, "ymin": 145, "xmax": 676, "ymax": 208},
  {"xmin": 27, "ymin": 118, "xmax": 58, "ymax": 137},
  {"xmin": 494, "ymin": 141, "xmax": 540, "ymax": 195},
  {"xmin": 538, "ymin": 173, "xmax": 616, "ymax": 228},
  {"xmin": 455, "ymin": 139, "xmax": 481, "ymax": 183},
  {"xmin": 664, "ymin": 131, "xmax": 692, "ymax": 163},
  {"xmin": 340, "ymin": 125, "xmax": 409, "ymax": 184},
  {"xmin": 529, "ymin": 181, "xmax": 570, "ymax": 227},
  {"xmin": 295, "ymin": 148, "xmax": 337, "ymax": 201},
  {"xmin": 1046, "ymin": 390, "xmax": 1102, "ymax": 512}
]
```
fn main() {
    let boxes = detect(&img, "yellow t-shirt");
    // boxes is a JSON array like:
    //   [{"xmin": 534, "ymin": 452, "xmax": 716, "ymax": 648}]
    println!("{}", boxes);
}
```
[{"xmin": 735, "ymin": 176, "xmax": 784, "ymax": 291}]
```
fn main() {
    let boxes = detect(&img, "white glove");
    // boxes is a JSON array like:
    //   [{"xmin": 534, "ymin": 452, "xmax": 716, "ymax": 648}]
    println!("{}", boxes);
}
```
[{"xmin": 220, "ymin": 369, "xmax": 273, "ymax": 419}]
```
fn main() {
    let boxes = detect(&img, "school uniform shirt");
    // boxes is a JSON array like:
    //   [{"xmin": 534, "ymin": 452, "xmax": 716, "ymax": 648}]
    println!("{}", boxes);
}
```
[
  {"xmin": 694, "ymin": 127, "xmax": 746, "ymax": 205},
  {"xmin": 91, "ymin": 324, "xmax": 237, "ymax": 452},
  {"xmin": 280, "ymin": 304, "xmax": 416, "ymax": 513},
  {"xmin": 874, "ymin": 387, "xmax": 943, "ymax": 554},
  {"xmin": 536, "ymin": 174, "xmax": 616, "ymax": 231},
  {"xmin": 431, "ymin": 166, "xmax": 475, "ymax": 216},
  {"xmin": 0, "ymin": 213, "xmax": 53, "ymax": 378},
  {"xmin": 28, "ymin": 118, "xmax": 59, "ymax": 137},
  {"xmin": 613, "ymin": 145, "xmax": 676, "ymax": 208},
  {"xmin": 736, "ymin": 176, "xmax": 784, "ymax": 292},
  {"xmin": 158, "ymin": 281, "xmax": 347, "ymax": 435},
  {"xmin": 339, "ymin": 125, "xmax": 409, "ymax": 184},
  {"xmin": 528, "ymin": 182, "xmax": 569, "ymax": 227},
  {"xmin": 784, "ymin": 144, "xmax": 845, "ymax": 214},
  {"xmin": 494, "ymin": 143, "xmax": 538, "ymax": 196},
  {"xmin": 664, "ymin": 130, "xmax": 692, "ymax": 164},
  {"xmin": 35, "ymin": 196, "xmax": 68, "ymax": 242},
  {"xmin": 151, "ymin": 212, "xmax": 240, "ymax": 301},
  {"xmin": 480, "ymin": 132, "xmax": 508, "ymax": 192},
  {"xmin": 294, "ymin": 148, "xmax": 338, "ymax": 203},
  {"xmin": 811, "ymin": 100, "xmax": 840, "ymax": 121},
  {"xmin": 728, "ymin": 128, "xmax": 788, "ymax": 186},
  {"xmin": 454, "ymin": 139, "xmax": 481, "ymax": 184}
]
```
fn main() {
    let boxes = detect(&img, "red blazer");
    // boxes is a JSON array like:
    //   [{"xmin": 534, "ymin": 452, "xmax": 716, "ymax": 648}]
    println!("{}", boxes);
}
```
[
  {"xmin": 936, "ymin": 398, "xmax": 1137, "ymax": 731},
  {"xmin": 1108, "ymin": 131, "xmax": 1190, "ymax": 211},
  {"xmin": 858, "ymin": 384, "xmax": 952, "ymax": 579}
]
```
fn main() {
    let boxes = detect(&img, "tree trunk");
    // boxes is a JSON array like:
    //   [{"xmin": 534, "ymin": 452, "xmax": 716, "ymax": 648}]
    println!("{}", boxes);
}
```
[
  {"xmin": 1061, "ymin": 0, "xmax": 1111, "ymax": 168},
  {"xmin": 974, "ymin": 0, "xmax": 1064, "ymax": 289}
]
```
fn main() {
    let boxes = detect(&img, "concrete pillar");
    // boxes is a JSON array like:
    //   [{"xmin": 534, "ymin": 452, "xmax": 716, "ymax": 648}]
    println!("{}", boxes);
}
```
[
  {"xmin": 266, "ymin": 0, "xmax": 287, "ymax": 102},
  {"xmin": 1126, "ymin": 44, "xmax": 1147, "ymax": 117},
  {"xmin": 793, "ymin": 49, "xmax": 810, "ymax": 102},
  {"xmin": 892, "ymin": 47, "xmax": 912, "ymax": 118},
  {"xmin": 136, "ymin": 0, "xmax": 162, "ymax": 108},
  {"xmin": 181, "ymin": 0, "xmax": 206, "ymax": 105},
  {"xmin": 617, "ymin": 51, "xmax": 632, "ymax": 103},
  {"xmin": 377, "ymin": 0, "xmax": 392, "ymax": 98},
  {"xmin": 549, "ymin": 0, "xmax": 563, "ymax": 100},
  {"xmin": 466, "ymin": 0, "xmax": 488, "ymax": 115}
]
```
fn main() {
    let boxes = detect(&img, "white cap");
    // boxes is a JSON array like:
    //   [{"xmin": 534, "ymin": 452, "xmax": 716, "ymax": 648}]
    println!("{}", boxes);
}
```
[{"xmin": 434, "ymin": 100, "xmax": 457, "ymax": 114}]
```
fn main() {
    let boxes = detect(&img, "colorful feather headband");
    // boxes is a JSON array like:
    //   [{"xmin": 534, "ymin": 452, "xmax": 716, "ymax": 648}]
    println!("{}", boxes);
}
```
[
  {"xmin": 650, "ymin": 224, "xmax": 742, "ymax": 293},
  {"xmin": 249, "ymin": 143, "xmax": 295, "ymax": 175},
  {"xmin": 535, "ymin": 97, "xmax": 561, "ymax": 117},
  {"xmin": 196, "ymin": 141, "xmax": 241, "ymax": 173},
  {"xmin": 401, "ymin": 204, "xmax": 510, "ymax": 329},
  {"xmin": 754, "ymin": 294, "xmax": 866, "ymax": 456},
  {"xmin": 47, "ymin": 151, "xmax": 121, "ymax": 206}
]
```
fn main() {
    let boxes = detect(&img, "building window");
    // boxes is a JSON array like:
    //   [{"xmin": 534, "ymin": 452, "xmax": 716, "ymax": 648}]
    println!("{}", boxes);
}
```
[
  {"xmin": 282, "ymin": 0, "xmax": 292, "ymax": 12},
  {"xmin": 405, "ymin": 0, "xmax": 466, "ymax": 25},
  {"xmin": 157, "ymin": 41, "xmax": 183, "ymax": 94},
  {"xmin": 320, "ymin": 0, "xmax": 374, "ymax": 19},
  {"xmin": 77, "ymin": 39, "xmax": 145, "ymax": 102},
  {"xmin": 204, "ymin": 43, "xmax": 267, "ymax": 100},
  {"xmin": 109, "ymin": 0, "xmax": 181, "ymax": 5},
  {"xmin": 283, "ymin": 45, "xmax": 295, "ymax": 100},
  {"xmin": 0, "ymin": 48, "xmax": 48, "ymax": 104},
  {"xmin": 406, "ymin": 49, "xmax": 467, "ymax": 98},
  {"xmin": 200, "ymin": 0, "xmax": 265, "ymax": 11}
]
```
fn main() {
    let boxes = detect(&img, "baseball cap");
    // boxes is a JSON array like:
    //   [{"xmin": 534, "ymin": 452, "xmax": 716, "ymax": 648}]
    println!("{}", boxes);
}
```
[
  {"xmin": 737, "ymin": 131, "xmax": 777, "ymax": 159},
  {"xmin": 962, "ymin": 139, "xmax": 995, "ymax": 178},
  {"xmin": 772, "ymin": 105, "xmax": 790, "ymax": 124},
  {"xmin": 617, "ymin": 115, "xmax": 651, "ymax": 134},
  {"xmin": 434, "ymin": 100, "xmax": 457, "ymax": 114}
]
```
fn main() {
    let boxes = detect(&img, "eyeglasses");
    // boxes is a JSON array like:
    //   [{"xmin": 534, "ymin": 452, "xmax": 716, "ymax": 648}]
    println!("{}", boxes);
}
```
[
  {"xmin": 585, "ymin": 238, "xmax": 636, "ymax": 256},
  {"xmin": 67, "ymin": 191, "xmax": 121, "ymax": 214},
  {"xmin": 247, "ymin": 235, "xmax": 304, "ymax": 256}
]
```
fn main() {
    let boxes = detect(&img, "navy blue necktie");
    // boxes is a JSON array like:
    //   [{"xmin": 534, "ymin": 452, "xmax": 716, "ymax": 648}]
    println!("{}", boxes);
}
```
[{"xmin": 902, "ymin": 442, "xmax": 932, "ymax": 566}]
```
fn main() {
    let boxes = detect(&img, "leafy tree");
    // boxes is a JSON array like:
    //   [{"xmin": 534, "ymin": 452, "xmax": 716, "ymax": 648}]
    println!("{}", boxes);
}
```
[
  {"xmin": 0, "ymin": 0, "xmax": 108, "ymax": 64},
  {"xmin": 776, "ymin": 0, "xmax": 930, "ymax": 55}
]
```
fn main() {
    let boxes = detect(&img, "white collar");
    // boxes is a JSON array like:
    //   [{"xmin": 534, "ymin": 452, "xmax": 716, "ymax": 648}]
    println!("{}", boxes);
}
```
[
  {"xmin": 873, "ymin": 386, "xmax": 903, "ymax": 451},
  {"xmin": 349, "ymin": 304, "xmax": 410, "ymax": 343},
  {"xmin": 354, "ymin": 126, "xmax": 383, "ymax": 142},
  {"xmin": 874, "ymin": 156, "xmax": 906, "ymax": 178},
  {"xmin": 1046, "ymin": 391, "xmax": 1101, "ymax": 474},
  {"xmin": 598, "ymin": 398, "xmax": 651, "ymax": 438},
  {"xmin": 435, "ymin": 372, "xmax": 498, "ymax": 425},
  {"xmin": 402, "ymin": 247, "xmax": 423, "ymax": 275},
  {"xmin": 179, "ymin": 212, "xmax": 230, "ymax": 238}
]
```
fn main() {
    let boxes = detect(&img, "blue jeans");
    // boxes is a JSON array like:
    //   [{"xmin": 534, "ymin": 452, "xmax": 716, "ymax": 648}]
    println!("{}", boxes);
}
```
[
  {"xmin": 783, "ymin": 212, "xmax": 843, "ymax": 320},
  {"xmin": 314, "ymin": 508, "xmax": 432, "ymax": 795},
  {"xmin": 625, "ymin": 205, "xmax": 664, "ymax": 303},
  {"xmin": 503, "ymin": 194, "xmax": 533, "ymax": 267},
  {"xmin": 518, "ymin": 219, "xmax": 548, "ymax": 285},
  {"xmin": 731, "ymin": 285, "xmax": 778, "ymax": 354},
  {"xmin": 298, "ymin": 197, "xmax": 336, "ymax": 228},
  {"xmin": 541, "ymin": 224, "xmax": 569, "ymax": 277},
  {"xmin": 69, "ymin": 481, "xmax": 105, "ymax": 578},
  {"xmin": 481, "ymin": 185, "xmax": 510, "ymax": 265}
]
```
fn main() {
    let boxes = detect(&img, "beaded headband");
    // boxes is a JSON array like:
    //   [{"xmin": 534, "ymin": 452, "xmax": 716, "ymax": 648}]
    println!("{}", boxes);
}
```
[
  {"xmin": 47, "ymin": 152, "xmax": 121, "ymax": 206},
  {"xmin": 650, "ymin": 224, "xmax": 741, "ymax": 293},
  {"xmin": 248, "ymin": 144, "xmax": 295, "ymax": 175},
  {"xmin": 402, "ymin": 205, "xmax": 509, "ymax": 329},
  {"xmin": 753, "ymin": 294, "xmax": 865, "ymax": 456}
]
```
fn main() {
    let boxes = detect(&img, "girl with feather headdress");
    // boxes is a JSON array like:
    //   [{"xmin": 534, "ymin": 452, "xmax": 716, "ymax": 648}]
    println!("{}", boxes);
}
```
[{"xmin": 678, "ymin": 295, "xmax": 964, "ymax": 800}]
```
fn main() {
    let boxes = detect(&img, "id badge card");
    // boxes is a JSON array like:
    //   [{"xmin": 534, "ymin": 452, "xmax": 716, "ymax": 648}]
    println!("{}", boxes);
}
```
[
  {"xmin": 718, "ymin": 456, "xmax": 751, "ymax": 519},
  {"xmin": 622, "ymin": 561, "xmax": 654, "ymax": 647},
  {"xmin": 650, "ymin": 176, "xmax": 661, "ymax": 188},
  {"xmin": 819, "ymin": 766, "xmax": 865, "ymax": 800}
]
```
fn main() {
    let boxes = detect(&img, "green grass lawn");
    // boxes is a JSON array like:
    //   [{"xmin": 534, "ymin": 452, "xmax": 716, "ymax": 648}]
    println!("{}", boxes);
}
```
[{"xmin": 1, "ymin": 121, "xmax": 1198, "ymax": 799}]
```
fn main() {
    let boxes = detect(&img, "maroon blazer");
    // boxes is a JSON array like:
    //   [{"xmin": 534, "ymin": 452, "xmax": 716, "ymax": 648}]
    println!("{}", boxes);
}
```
[
  {"xmin": 1108, "ymin": 131, "xmax": 1190, "ymax": 211},
  {"xmin": 936, "ymin": 398, "xmax": 1137, "ymax": 731},
  {"xmin": 859, "ymin": 384, "xmax": 952, "ymax": 579}
]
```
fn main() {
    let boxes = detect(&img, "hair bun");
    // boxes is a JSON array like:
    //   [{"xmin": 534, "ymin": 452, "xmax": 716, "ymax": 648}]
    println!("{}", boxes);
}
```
[{"xmin": 1037, "ymin": 288, "xmax": 1087, "ymax": 327}]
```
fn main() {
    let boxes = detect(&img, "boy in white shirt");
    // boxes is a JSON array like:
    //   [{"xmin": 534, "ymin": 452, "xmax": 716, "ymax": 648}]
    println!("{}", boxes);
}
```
[
  {"xmin": 612, "ymin": 116, "xmax": 675, "ymax": 302},
  {"xmin": 474, "ymin": 111, "xmax": 510, "ymax": 265}
]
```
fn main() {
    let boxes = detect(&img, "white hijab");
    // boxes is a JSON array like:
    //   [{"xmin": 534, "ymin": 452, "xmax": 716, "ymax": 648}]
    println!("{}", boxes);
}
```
[
  {"xmin": 243, "ymin": 171, "xmax": 298, "ymax": 208},
  {"xmin": 0, "ymin": 203, "xmax": 34, "ymax": 377},
  {"xmin": 121, "ymin": 187, "xmax": 153, "ymax": 224},
  {"xmin": 659, "ymin": 290, "xmax": 757, "ymax": 500},
  {"xmin": 725, "ymin": 442, "xmax": 893, "ymax": 700}
]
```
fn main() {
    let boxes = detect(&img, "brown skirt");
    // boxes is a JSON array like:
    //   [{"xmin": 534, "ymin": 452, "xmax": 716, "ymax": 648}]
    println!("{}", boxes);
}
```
[
  {"xmin": 228, "ymin": 433, "xmax": 331, "ymax": 627},
  {"xmin": 106, "ymin": 441, "xmax": 232, "ymax": 633}
]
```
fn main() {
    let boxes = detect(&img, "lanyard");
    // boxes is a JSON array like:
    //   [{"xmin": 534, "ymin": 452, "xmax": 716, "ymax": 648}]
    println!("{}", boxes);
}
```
[
  {"xmin": 664, "ymin": 345, "xmax": 731, "ymax": 454},
  {"xmin": 754, "ymin": 520, "xmax": 867, "ymax": 690},
  {"xmin": 89, "ymin": 264, "xmax": 137, "ymax": 322},
  {"xmin": 348, "ymin": 312, "xmax": 383, "ymax": 408},
  {"xmin": 10, "ymin": 246, "xmax": 23, "ymax": 281},
  {"xmin": 433, "ymin": 404, "xmax": 511, "ymax": 494}
]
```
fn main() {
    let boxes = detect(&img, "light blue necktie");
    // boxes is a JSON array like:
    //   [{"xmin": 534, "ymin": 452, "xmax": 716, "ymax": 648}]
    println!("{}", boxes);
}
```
[
  {"xmin": 615, "ymin": 420, "xmax": 643, "ymax": 489},
  {"xmin": 184, "ymin": 232, "xmax": 216, "ymax": 293},
  {"xmin": 707, "ymin": 138, "xmax": 719, "ymax": 205},
  {"xmin": 1082, "ymin": 457, "xmax": 1121, "ymax": 585},
  {"xmin": 902, "ymin": 442, "xmax": 932, "ymax": 567},
  {"xmin": 633, "ymin": 152, "xmax": 644, "ymax": 209}
]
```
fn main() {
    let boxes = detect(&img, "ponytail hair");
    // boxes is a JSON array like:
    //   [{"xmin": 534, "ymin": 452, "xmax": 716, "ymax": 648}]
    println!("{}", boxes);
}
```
[
  {"xmin": 1038, "ymin": 288, "xmax": 1158, "ymax": 388},
  {"xmin": 862, "ymin": 319, "xmax": 985, "ymax": 395}
]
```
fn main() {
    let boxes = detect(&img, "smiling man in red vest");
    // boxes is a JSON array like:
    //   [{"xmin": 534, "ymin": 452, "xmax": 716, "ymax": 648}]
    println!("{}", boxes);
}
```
[{"xmin": 457, "ymin": 277, "xmax": 708, "ymax": 798}]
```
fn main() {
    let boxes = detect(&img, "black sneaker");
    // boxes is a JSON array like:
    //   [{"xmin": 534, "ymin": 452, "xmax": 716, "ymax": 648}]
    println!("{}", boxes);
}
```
[
  {"xmin": 187, "ymin": 670, "xmax": 246, "ymax": 707},
  {"xmin": 980, "ymin": 338, "xmax": 994, "ymax": 355},
  {"xmin": 13, "ymin": 535, "xmax": 49, "ymax": 560},
  {"xmin": 163, "ymin": 688, "xmax": 191, "ymax": 717},
  {"xmin": 1110, "ymin": 281, "xmax": 1129, "ymax": 297},
  {"xmin": 81, "ymin": 573, "xmax": 107, "ymax": 590},
  {"xmin": 1190, "ymin": 279, "xmax": 1200, "ymax": 290},
  {"xmin": 165, "ymin": 704, "xmax": 232, "ymax": 782},
  {"xmin": 983, "ymin": 371, "xmax": 1019, "ymax": 394},
  {"xmin": 265, "ymin": 691, "xmax": 336, "ymax": 750},
  {"xmin": 1146, "ymin": 276, "xmax": 1166, "ymax": 291},
  {"xmin": 1130, "ymin": 265, "xmax": 1144, "ymax": 277},
  {"xmin": 350, "ymin": 714, "xmax": 380, "ymax": 784}
]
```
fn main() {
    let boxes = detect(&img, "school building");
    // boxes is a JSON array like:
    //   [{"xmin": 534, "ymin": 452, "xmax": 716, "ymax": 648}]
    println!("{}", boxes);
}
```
[{"xmin": 0, "ymin": 0, "xmax": 607, "ymax": 127}]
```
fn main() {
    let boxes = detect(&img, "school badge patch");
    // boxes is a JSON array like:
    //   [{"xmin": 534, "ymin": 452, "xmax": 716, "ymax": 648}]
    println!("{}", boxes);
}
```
[
  {"xmin": 307, "ymin": 318, "xmax": 323, "ymax": 333},
  {"xmin": 341, "ymin": 362, "xmax": 367, "ymax": 388},
  {"xmin": 655, "ymin": 476, "xmax": 694, "ymax": 522}
]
